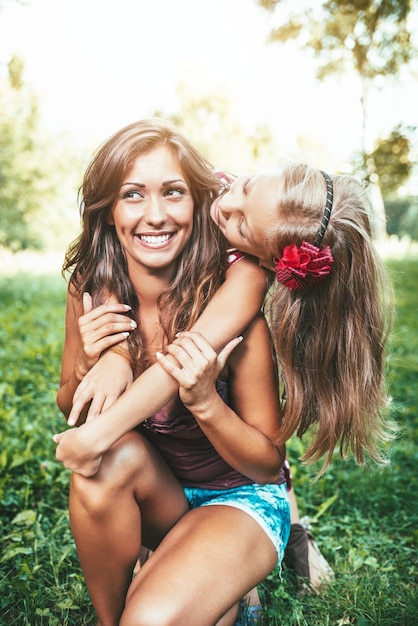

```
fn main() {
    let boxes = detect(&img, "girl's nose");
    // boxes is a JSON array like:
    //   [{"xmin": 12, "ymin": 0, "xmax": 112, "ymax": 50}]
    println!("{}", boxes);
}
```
[
  {"xmin": 218, "ymin": 175, "xmax": 244, "ymax": 218},
  {"xmin": 144, "ymin": 197, "xmax": 167, "ymax": 226},
  {"xmin": 219, "ymin": 186, "xmax": 235, "ymax": 218}
]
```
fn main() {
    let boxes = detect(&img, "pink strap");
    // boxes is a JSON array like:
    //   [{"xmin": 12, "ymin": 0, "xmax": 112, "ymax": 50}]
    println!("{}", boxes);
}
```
[{"xmin": 227, "ymin": 248, "xmax": 246, "ymax": 268}]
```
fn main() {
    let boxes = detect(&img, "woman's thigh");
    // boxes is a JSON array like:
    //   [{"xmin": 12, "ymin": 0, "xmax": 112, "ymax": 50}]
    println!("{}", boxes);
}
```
[{"xmin": 122, "ymin": 504, "xmax": 279, "ymax": 626}]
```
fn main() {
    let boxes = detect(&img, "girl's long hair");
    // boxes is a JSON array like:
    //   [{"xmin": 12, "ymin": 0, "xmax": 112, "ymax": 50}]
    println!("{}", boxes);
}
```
[
  {"xmin": 63, "ymin": 119, "xmax": 226, "ymax": 375},
  {"xmin": 264, "ymin": 163, "xmax": 395, "ymax": 473}
]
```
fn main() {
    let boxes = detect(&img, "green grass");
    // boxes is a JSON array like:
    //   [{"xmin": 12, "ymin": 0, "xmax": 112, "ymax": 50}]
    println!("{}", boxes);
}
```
[{"xmin": 0, "ymin": 260, "xmax": 417, "ymax": 625}]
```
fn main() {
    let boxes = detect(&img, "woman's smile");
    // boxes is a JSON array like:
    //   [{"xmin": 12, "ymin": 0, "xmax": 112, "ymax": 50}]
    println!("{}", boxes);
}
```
[{"xmin": 110, "ymin": 146, "xmax": 194, "ymax": 274}]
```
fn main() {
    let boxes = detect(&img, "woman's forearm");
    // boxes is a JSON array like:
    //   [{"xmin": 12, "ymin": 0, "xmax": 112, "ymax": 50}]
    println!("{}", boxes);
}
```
[{"xmin": 191, "ymin": 394, "xmax": 284, "ymax": 485}]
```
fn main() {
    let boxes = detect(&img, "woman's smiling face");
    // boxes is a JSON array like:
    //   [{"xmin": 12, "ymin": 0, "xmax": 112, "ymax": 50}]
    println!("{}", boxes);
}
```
[
  {"xmin": 110, "ymin": 145, "xmax": 195, "ymax": 276},
  {"xmin": 210, "ymin": 171, "xmax": 282, "ymax": 269}
]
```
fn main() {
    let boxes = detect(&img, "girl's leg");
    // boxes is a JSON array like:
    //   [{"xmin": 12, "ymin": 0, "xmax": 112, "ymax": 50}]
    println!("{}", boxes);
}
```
[
  {"xmin": 120, "ymin": 504, "xmax": 278, "ymax": 626},
  {"xmin": 69, "ymin": 431, "xmax": 188, "ymax": 626}
]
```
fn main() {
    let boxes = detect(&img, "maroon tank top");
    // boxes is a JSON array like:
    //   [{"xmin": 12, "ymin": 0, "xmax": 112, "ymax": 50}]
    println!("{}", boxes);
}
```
[{"xmin": 138, "ymin": 379, "xmax": 285, "ymax": 489}]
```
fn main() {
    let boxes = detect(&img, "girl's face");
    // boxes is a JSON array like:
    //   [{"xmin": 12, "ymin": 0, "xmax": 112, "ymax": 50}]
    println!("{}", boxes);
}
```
[
  {"xmin": 210, "ymin": 171, "xmax": 281, "ymax": 269},
  {"xmin": 110, "ymin": 146, "xmax": 194, "ymax": 276}
]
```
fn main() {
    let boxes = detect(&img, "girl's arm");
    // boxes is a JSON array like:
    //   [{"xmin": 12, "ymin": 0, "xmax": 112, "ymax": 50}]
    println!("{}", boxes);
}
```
[
  {"xmin": 54, "ymin": 259, "xmax": 269, "ymax": 476},
  {"xmin": 158, "ymin": 318, "xmax": 285, "ymax": 484}
]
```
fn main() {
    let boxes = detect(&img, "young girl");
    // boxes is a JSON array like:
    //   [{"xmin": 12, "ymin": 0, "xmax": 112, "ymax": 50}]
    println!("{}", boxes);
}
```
[
  {"xmin": 210, "ymin": 163, "xmax": 394, "ymax": 472},
  {"xmin": 54, "ymin": 119, "xmax": 291, "ymax": 625}
]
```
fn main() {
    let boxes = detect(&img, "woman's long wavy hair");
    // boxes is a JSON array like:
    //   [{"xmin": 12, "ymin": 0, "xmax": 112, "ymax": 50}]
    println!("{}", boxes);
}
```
[
  {"xmin": 63, "ymin": 119, "xmax": 226, "ymax": 375},
  {"xmin": 264, "ymin": 162, "xmax": 395, "ymax": 474}
]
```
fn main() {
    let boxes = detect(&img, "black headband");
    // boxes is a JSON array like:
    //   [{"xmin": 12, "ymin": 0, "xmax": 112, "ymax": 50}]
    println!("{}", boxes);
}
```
[{"xmin": 312, "ymin": 171, "xmax": 333, "ymax": 248}]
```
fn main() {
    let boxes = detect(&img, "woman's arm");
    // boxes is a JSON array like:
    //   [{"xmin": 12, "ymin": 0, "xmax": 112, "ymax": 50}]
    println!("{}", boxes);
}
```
[
  {"xmin": 57, "ymin": 289, "xmax": 135, "ymax": 420},
  {"xmin": 54, "ymin": 259, "xmax": 269, "ymax": 475},
  {"xmin": 67, "ymin": 257, "xmax": 269, "ymax": 425},
  {"xmin": 157, "ymin": 318, "xmax": 285, "ymax": 484}
]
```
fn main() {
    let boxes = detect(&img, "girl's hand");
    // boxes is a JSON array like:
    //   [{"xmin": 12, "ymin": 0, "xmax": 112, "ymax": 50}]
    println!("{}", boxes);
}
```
[
  {"xmin": 53, "ymin": 425, "xmax": 103, "ymax": 477},
  {"xmin": 75, "ymin": 292, "xmax": 136, "ymax": 379},
  {"xmin": 68, "ymin": 351, "xmax": 134, "ymax": 426},
  {"xmin": 156, "ymin": 332, "xmax": 242, "ymax": 413}
]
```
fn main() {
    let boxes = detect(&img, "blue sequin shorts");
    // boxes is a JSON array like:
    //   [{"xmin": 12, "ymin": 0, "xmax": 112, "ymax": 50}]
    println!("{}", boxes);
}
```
[{"xmin": 183, "ymin": 483, "xmax": 290, "ymax": 565}]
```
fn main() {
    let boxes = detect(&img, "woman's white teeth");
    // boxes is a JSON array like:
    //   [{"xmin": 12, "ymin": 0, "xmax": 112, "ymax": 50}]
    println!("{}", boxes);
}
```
[{"xmin": 140, "ymin": 234, "xmax": 171, "ymax": 244}]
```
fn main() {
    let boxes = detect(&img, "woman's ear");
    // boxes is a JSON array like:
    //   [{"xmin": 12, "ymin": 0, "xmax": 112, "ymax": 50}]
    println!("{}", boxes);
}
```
[{"xmin": 106, "ymin": 210, "xmax": 115, "ymax": 225}]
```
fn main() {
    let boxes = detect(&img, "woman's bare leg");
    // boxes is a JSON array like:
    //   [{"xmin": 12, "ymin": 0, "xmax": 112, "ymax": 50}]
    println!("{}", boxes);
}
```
[
  {"xmin": 120, "ymin": 505, "xmax": 278, "ymax": 626},
  {"xmin": 69, "ymin": 431, "xmax": 188, "ymax": 626}
]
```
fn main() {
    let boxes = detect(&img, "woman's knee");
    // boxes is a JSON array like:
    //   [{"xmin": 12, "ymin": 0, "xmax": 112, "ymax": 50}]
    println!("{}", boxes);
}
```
[{"xmin": 69, "ymin": 432, "xmax": 151, "ymax": 516}]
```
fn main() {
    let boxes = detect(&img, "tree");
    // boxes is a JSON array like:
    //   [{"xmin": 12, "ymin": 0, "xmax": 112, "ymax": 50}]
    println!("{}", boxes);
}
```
[
  {"xmin": 153, "ymin": 78, "xmax": 281, "ymax": 173},
  {"xmin": 0, "ymin": 55, "xmax": 45, "ymax": 251},
  {"xmin": 256, "ymin": 0, "xmax": 417, "ymax": 238},
  {"xmin": 369, "ymin": 124, "xmax": 415, "ymax": 198}
]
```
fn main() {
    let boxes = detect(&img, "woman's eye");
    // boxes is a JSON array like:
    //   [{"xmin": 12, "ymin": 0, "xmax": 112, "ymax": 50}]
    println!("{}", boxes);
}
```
[
  {"xmin": 165, "ymin": 187, "xmax": 186, "ymax": 198},
  {"xmin": 122, "ymin": 189, "xmax": 143, "ymax": 200}
]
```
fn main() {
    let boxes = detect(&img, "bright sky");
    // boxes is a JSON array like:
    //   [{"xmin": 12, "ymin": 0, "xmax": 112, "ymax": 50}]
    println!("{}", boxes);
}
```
[{"xmin": 1, "ymin": 0, "xmax": 417, "ymax": 170}]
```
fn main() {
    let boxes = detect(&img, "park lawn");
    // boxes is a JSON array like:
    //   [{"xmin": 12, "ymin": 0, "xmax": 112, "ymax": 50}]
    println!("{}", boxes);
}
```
[{"xmin": 0, "ymin": 258, "xmax": 417, "ymax": 625}]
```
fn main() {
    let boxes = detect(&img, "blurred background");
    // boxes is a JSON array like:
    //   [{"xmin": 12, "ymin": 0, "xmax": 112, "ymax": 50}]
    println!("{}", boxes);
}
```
[{"xmin": 1, "ymin": 0, "xmax": 417, "ymax": 270}]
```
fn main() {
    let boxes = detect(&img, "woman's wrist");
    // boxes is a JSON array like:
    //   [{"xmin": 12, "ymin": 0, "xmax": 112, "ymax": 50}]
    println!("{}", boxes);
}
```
[{"xmin": 187, "ymin": 393, "xmax": 224, "ymax": 422}]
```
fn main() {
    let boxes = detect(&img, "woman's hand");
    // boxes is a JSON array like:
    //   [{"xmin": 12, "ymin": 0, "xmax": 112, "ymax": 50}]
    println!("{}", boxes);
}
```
[
  {"xmin": 75, "ymin": 292, "xmax": 136, "ymax": 378},
  {"xmin": 53, "ymin": 424, "xmax": 103, "ymax": 477},
  {"xmin": 156, "ymin": 331, "xmax": 242, "ymax": 414}
]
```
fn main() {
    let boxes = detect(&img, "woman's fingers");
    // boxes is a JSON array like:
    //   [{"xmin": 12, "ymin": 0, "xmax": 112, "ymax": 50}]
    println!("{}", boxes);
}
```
[
  {"xmin": 171, "ymin": 331, "xmax": 242, "ymax": 366},
  {"xmin": 82, "ymin": 291, "xmax": 93, "ymax": 315},
  {"xmin": 156, "ymin": 332, "xmax": 243, "ymax": 383},
  {"xmin": 216, "ymin": 336, "xmax": 243, "ymax": 369},
  {"xmin": 80, "ymin": 311, "xmax": 136, "ymax": 337}
]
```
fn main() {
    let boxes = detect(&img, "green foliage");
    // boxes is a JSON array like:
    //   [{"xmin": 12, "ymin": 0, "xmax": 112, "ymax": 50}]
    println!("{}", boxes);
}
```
[
  {"xmin": 258, "ymin": 0, "xmax": 416, "ymax": 80},
  {"xmin": 0, "ymin": 274, "xmax": 94, "ymax": 625},
  {"xmin": 0, "ymin": 259, "xmax": 417, "ymax": 624},
  {"xmin": 0, "ymin": 56, "xmax": 83, "ymax": 253},
  {"xmin": 257, "ymin": 0, "xmax": 418, "ymax": 226},
  {"xmin": 153, "ymin": 80, "xmax": 281, "ymax": 173},
  {"xmin": 370, "ymin": 125, "xmax": 415, "ymax": 198},
  {"xmin": 385, "ymin": 196, "xmax": 418, "ymax": 240},
  {"xmin": 0, "ymin": 57, "xmax": 45, "ymax": 251}
]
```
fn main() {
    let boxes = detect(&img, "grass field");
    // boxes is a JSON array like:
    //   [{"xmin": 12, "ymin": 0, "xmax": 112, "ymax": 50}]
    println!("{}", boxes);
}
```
[{"xmin": 0, "ymin": 257, "xmax": 417, "ymax": 625}]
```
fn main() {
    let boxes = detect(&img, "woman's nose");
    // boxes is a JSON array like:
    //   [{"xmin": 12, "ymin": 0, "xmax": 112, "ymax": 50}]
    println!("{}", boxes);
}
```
[{"xmin": 144, "ymin": 197, "xmax": 167, "ymax": 226}]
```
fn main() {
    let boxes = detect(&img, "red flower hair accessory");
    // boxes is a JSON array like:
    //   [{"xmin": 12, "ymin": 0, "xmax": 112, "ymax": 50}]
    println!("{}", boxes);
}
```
[
  {"xmin": 274, "ymin": 242, "xmax": 334, "ymax": 291},
  {"xmin": 274, "ymin": 170, "xmax": 334, "ymax": 290}
]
